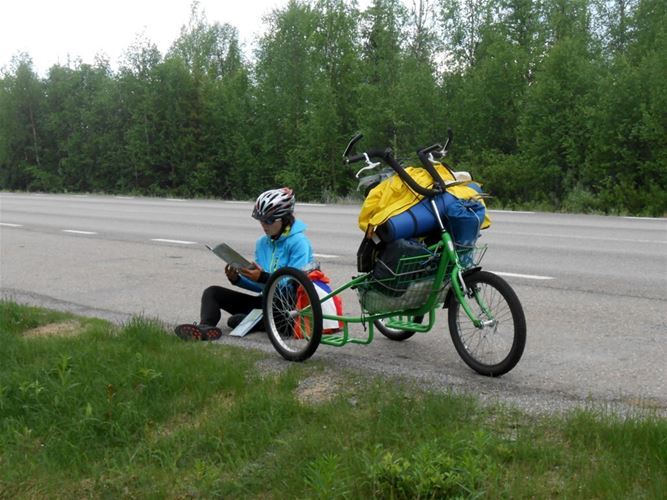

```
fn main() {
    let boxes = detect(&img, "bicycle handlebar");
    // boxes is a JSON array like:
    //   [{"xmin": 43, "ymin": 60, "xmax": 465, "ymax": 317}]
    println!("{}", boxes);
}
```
[
  {"xmin": 417, "ymin": 144, "xmax": 446, "ymax": 191},
  {"xmin": 344, "ymin": 146, "xmax": 441, "ymax": 198},
  {"xmin": 345, "ymin": 147, "xmax": 387, "ymax": 165}
]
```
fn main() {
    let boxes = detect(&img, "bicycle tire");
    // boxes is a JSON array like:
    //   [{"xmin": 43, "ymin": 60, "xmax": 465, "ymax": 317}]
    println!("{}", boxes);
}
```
[
  {"xmin": 374, "ymin": 315, "xmax": 423, "ymax": 341},
  {"xmin": 448, "ymin": 270, "xmax": 526, "ymax": 376},
  {"xmin": 263, "ymin": 267, "xmax": 323, "ymax": 362}
]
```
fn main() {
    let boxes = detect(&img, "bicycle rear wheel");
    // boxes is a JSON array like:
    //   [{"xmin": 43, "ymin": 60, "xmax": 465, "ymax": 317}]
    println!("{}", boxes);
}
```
[
  {"xmin": 448, "ymin": 270, "xmax": 526, "ymax": 376},
  {"xmin": 263, "ymin": 267, "xmax": 323, "ymax": 361}
]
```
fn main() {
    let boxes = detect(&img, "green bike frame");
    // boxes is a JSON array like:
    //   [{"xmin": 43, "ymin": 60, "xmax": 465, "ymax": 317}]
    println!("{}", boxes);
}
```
[{"xmin": 310, "ymin": 227, "xmax": 490, "ymax": 348}]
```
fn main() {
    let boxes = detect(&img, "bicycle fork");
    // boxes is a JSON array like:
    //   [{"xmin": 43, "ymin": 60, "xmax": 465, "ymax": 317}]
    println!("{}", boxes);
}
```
[
  {"xmin": 450, "ymin": 273, "xmax": 494, "ymax": 330},
  {"xmin": 442, "ymin": 234, "xmax": 495, "ymax": 329}
]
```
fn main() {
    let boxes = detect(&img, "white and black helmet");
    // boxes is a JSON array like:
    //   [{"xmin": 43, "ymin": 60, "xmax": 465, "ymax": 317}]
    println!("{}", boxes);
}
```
[{"xmin": 252, "ymin": 187, "xmax": 295, "ymax": 223}]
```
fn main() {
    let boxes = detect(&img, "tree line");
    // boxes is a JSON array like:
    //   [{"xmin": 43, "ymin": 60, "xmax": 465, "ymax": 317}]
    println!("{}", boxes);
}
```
[{"xmin": 1, "ymin": 0, "xmax": 665, "ymax": 215}]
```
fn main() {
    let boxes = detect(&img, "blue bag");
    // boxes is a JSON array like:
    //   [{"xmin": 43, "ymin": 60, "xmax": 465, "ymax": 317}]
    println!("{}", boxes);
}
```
[{"xmin": 375, "ymin": 187, "xmax": 485, "ymax": 249}]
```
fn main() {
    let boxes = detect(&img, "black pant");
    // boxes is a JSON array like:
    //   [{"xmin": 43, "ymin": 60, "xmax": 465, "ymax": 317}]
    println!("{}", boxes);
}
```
[{"xmin": 200, "ymin": 286, "xmax": 262, "ymax": 326}]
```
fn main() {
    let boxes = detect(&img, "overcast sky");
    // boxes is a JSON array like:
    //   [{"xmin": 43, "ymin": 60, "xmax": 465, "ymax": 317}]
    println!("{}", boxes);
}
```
[{"xmin": 1, "ymin": 0, "xmax": 373, "ymax": 76}]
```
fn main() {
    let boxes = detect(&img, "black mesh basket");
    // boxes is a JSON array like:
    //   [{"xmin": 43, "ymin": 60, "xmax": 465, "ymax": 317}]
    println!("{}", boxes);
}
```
[{"xmin": 358, "ymin": 252, "xmax": 442, "ymax": 313}]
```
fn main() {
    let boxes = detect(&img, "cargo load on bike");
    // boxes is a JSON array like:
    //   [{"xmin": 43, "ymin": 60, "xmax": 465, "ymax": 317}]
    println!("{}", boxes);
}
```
[
  {"xmin": 358, "ymin": 162, "xmax": 491, "ymax": 246},
  {"xmin": 355, "ymin": 136, "xmax": 491, "ymax": 306}
]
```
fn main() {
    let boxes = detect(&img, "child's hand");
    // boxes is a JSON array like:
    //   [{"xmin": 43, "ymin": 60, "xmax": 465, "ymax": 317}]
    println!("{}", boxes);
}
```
[
  {"xmin": 240, "ymin": 262, "xmax": 262, "ymax": 282},
  {"xmin": 225, "ymin": 264, "xmax": 240, "ymax": 284}
]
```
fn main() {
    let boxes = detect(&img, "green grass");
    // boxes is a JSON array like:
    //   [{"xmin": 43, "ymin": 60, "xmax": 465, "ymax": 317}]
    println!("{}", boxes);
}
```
[{"xmin": 1, "ymin": 300, "xmax": 665, "ymax": 498}]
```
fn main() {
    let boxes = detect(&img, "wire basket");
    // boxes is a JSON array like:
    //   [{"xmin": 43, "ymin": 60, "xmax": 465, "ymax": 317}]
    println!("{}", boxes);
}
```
[
  {"xmin": 455, "ymin": 243, "xmax": 487, "ymax": 269},
  {"xmin": 357, "ymin": 243, "xmax": 487, "ymax": 314},
  {"xmin": 358, "ymin": 251, "xmax": 444, "ymax": 314}
]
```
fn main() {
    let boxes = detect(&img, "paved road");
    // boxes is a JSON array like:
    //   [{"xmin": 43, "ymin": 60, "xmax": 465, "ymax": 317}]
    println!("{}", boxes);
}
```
[{"xmin": 1, "ymin": 192, "xmax": 666, "ymax": 416}]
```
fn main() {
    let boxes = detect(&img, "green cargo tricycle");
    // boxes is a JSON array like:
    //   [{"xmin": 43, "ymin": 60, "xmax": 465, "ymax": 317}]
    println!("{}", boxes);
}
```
[{"xmin": 262, "ymin": 133, "xmax": 526, "ymax": 377}]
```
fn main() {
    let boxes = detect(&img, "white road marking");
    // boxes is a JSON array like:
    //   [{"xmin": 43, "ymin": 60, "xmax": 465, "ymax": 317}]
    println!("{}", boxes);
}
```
[
  {"xmin": 499, "ymin": 230, "xmax": 666, "ymax": 245},
  {"xmin": 314, "ymin": 253, "xmax": 338, "ymax": 259},
  {"xmin": 151, "ymin": 238, "xmax": 197, "ymax": 245},
  {"xmin": 62, "ymin": 229, "xmax": 97, "ymax": 235},
  {"xmin": 624, "ymin": 216, "xmax": 666, "ymax": 221},
  {"xmin": 488, "ymin": 210, "xmax": 535, "ymax": 214},
  {"xmin": 492, "ymin": 271, "xmax": 555, "ymax": 280},
  {"xmin": 0, "ymin": 222, "xmax": 23, "ymax": 227},
  {"xmin": 165, "ymin": 198, "xmax": 187, "ymax": 202}
]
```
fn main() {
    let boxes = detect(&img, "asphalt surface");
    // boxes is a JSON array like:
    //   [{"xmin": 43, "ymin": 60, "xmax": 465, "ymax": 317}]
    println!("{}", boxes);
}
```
[{"xmin": 1, "ymin": 192, "xmax": 666, "ymax": 417}]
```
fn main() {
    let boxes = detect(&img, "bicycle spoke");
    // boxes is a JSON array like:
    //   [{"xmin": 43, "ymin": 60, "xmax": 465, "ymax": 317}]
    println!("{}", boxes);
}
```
[{"xmin": 450, "ymin": 272, "xmax": 525, "ymax": 375}]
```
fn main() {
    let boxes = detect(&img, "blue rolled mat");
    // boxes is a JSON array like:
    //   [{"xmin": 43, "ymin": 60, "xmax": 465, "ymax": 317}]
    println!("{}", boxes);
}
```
[{"xmin": 375, "ymin": 187, "xmax": 485, "ymax": 247}]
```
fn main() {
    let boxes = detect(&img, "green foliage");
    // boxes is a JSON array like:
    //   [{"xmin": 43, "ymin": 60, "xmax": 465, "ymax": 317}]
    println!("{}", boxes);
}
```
[
  {"xmin": 0, "ymin": 55, "xmax": 46, "ymax": 190},
  {"xmin": 463, "ymin": 151, "xmax": 557, "ymax": 208},
  {"xmin": 0, "ymin": 299, "xmax": 72, "ymax": 335},
  {"xmin": 368, "ymin": 438, "xmax": 489, "ymax": 498},
  {"xmin": 0, "ymin": 0, "xmax": 665, "ymax": 214},
  {"xmin": 561, "ymin": 410, "xmax": 667, "ymax": 498},
  {"xmin": 518, "ymin": 36, "xmax": 601, "ymax": 199},
  {"xmin": 0, "ymin": 305, "xmax": 257, "ymax": 481},
  {"xmin": 1, "ymin": 302, "xmax": 665, "ymax": 498}
]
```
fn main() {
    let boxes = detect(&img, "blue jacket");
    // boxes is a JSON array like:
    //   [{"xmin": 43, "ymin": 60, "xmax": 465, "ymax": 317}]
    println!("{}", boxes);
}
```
[{"xmin": 237, "ymin": 219, "xmax": 314, "ymax": 293}]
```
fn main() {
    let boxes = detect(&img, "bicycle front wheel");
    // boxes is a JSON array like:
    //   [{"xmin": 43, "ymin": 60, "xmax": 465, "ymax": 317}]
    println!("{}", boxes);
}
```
[
  {"xmin": 263, "ymin": 267, "xmax": 323, "ymax": 362},
  {"xmin": 448, "ymin": 270, "xmax": 526, "ymax": 376}
]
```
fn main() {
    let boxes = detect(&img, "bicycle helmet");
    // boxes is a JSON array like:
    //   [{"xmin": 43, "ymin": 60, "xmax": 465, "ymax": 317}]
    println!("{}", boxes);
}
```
[{"xmin": 252, "ymin": 187, "xmax": 295, "ymax": 223}]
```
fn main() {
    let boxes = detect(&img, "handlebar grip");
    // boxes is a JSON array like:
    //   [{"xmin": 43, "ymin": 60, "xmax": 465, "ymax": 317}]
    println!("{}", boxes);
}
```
[
  {"xmin": 345, "ymin": 148, "xmax": 390, "ymax": 165},
  {"xmin": 344, "ymin": 153, "xmax": 366, "ymax": 164}
]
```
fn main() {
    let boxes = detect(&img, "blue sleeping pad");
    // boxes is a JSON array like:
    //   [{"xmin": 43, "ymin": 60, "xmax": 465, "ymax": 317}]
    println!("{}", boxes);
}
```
[{"xmin": 375, "ymin": 184, "xmax": 485, "ymax": 248}]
